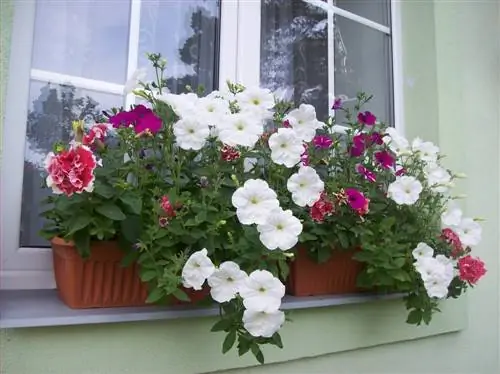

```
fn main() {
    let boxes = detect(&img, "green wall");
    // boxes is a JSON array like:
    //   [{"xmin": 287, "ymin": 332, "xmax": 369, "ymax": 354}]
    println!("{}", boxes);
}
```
[{"xmin": 1, "ymin": 1, "xmax": 499, "ymax": 373}]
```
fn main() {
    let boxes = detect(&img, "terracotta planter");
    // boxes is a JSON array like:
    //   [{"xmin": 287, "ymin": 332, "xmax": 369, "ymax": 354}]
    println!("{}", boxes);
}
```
[
  {"xmin": 287, "ymin": 247, "xmax": 364, "ymax": 296},
  {"xmin": 51, "ymin": 238, "xmax": 209, "ymax": 309}
]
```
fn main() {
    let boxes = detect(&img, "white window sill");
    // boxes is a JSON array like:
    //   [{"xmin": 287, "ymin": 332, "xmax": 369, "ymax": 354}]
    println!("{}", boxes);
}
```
[{"xmin": 0, "ymin": 290, "xmax": 403, "ymax": 329}]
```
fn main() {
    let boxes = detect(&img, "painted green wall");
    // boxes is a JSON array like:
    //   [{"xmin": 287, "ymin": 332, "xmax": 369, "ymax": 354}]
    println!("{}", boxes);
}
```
[{"xmin": 1, "ymin": 0, "xmax": 498, "ymax": 373}]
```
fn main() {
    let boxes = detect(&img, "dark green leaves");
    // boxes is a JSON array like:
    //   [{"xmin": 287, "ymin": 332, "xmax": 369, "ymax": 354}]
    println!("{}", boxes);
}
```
[
  {"xmin": 96, "ymin": 203, "xmax": 126, "ymax": 221},
  {"xmin": 211, "ymin": 318, "xmax": 233, "ymax": 332},
  {"xmin": 72, "ymin": 229, "xmax": 91, "ymax": 258},
  {"xmin": 67, "ymin": 213, "xmax": 93, "ymax": 235},
  {"xmin": 222, "ymin": 330, "xmax": 237, "ymax": 354},
  {"xmin": 145, "ymin": 287, "xmax": 165, "ymax": 304},
  {"xmin": 119, "ymin": 193, "xmax": 142, "ymax": 215}
]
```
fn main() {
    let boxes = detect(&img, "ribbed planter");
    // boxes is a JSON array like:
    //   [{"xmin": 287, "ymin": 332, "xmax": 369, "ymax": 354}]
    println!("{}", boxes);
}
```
[
  {"xmin": 287, "ymin": 247, "xmax": 364, "ymax": 296},
  {"xmin": 51, "ymin": 237, "xmax": 208, "ymax": 309}
]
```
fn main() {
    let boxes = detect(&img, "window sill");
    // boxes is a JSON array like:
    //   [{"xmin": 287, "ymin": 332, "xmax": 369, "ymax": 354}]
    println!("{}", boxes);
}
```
[{"xmin": 0, "ymin": 289, "xmax": 403, "ymax": 329}]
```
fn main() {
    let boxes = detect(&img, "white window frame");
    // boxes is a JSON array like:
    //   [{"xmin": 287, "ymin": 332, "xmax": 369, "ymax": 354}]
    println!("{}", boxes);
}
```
[{"xmin": 0, "ymin": 0, "xmax": 403, "ymax": 290}]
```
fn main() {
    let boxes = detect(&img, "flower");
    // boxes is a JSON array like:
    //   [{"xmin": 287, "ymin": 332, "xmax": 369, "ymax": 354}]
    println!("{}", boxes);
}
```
[
  {"xmin": 370, "ymin": 132, "xmax": 384, "ymax": 145},
  {"xmin": 220, "ymin": 145, "xmax": 241, "ymax": 161},
  {"xmin": 287, "ymin": 166, "xmax": 324, "ymax": 207},
  {"xmin": 199, "ymin": 96, "xmax": 230, "ymax": 126},
  {"xmin": 357, "ymin": 111, "xmax": 377, "ymax": 125},
  {"xmin": 384, "ymin": 127, "xmax": 409, "ymax": 155},
  {"xmin": 231, "ymin": 179, "xmax": 279, "ymax": 225},
  {"xmin": 412, "ymin": 138, "xmax": 439, "ymax": 164},
  {"xmin": 217, "ymin": 112, "xmax": 264, "ymax": 148},
  {"xmin": 455, "ymin": 218, "xmax": 482, "ymax": 247},
  {"xmin": 235, "ymin": 87, "xmax": 275, "ymax": 119},
  {"xmin": 441, "ymin": 202, "xmax": 463, "ymax": 227},
  {"xmin": 109, "ymin": 105, "xmax": 162, "ymax": 134},
  {"xmin": 356, "ymin": 164, "xmax": 376, "ymax": 182},
  {"xmin": 457, "ymin": 255, "xmax": 486, "ymax": 284},
  {"xmin": 374, "ymin": 150, "xmax": 395, "ymax": 169},
  {"xmin": 158, "ymin": 217, "xmax": 169, "ymax": 227},
  {"xmin": 387, "ymin": 176, "xmax": 423, "ymax": 205},
  {"xmin": 441, "ymin": 228, "xmax": 464, "ymax": 258},
  {"xmin": 284, "ymin": 104, "xmax": 323, "ymax": 142},
  {"xmin": 82, "ymin": 123, "xmax": 108, "ymax": 146},
  {"xmin": 425, "ymin": 164, "xmax": 452, "ymax": 193},
  {"xmin": 414, "ymin": 256, "xmax": 454, "ymax": 298},
  {"xmin": 257, "ymin": 208, "xmax": 303, "ymax": 250},
  {"xmin": 123, "ymin": 67, "xmax": 147, "ymax": 94},
  {"xmin": 45, "ymin": 145, "xmax": 97, "ymax": 196},
  {"xmin": 173, "ymin": 117, "xmax": 210, "ymax": 150},
  {"xmin": 156, "ymin": 92, "xmax": 198, "ymax": 118},
  {"xmin": 331, "ymin": 97, "xmax": 343, "ymax": 110},
  {"xmin": 181, "ymin": 248, "xmax": 216, "ymax": 290},
  {"xmin": 242, "ymin": 309, "xmax": 285, "ymax": 338},
  {"xmin": 160, "ymin": 195, "xmax": 176, "ymax": 218},
  {"xmin": 239, "ymin": 270, "xmax": 285, "ymax": 311},
  {"xmin": 412, "ymin": 242, "xmax": 434, "ymax": 260},
  {"xmin": 268, "ymin": 128, "xmax": 304, "ymax": 167},
  {"xmin": 300, "ymin": 145, "xmax": 310, "ymax": 166},
  {"xmin": 345, "ymin": 188, "xmax": 369, "ymax": 215},
  {"xmin": 309, "ymin": 192, "xmax": 334, "ymax": 222},
  {"xmin": 313, "ymin": 135, "xmax": 333, "ymax": 149},
  {"xmin": 207, "ymin": 261, "xmax": 248, "ymax": 303}
]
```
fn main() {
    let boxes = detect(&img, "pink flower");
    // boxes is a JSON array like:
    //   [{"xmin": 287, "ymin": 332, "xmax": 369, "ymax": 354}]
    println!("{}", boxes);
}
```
[
  {"xmin": 221, "ymin": 145, "xmax": 241, "ymax": 161},
  {"xmin": 357, "ymin": 111, "xmax": 377, "ymax": 126},
  {"xmin": 458, "ymin": 255, "xmax": 486, "ymax": 284},
  {"xmin": 375, "ymin": 150, "xmax": 395, "ymax": 169},
  {"xmin": 441, "ymin": 228, "xmax": 463, "ymax": 258},
  {"xmin": 356, "ymin": 164, "xmax": 376, "ymax": 183},
  {"xmin": 370, "ymin": 132, "xmax": 384, "ymax": 145},
  {"xmin": 309, "ymin": 192, "xmax": 334, "ymax": 223},
  {"xmin": 331, "ymin": 97, "xmax": 343, "ymax": 110},
  {"xmin": 313, "ymin": 135, "xmax": 333, "ymax": 149},
  {"xmin": 83, "ymin": 124, "xmax": 108, "ymax": 146},
  {"xmin": 283, "ymin": 119, "xmax": 291, "ymax": 128},
  {"xmin": 45, "ymin": 145, "xmax": 97, "ymax": 196},
  {"xmin": 395, "ymin": 166, "xmax": 406, "ymax": 176},
  {"xmin": 300, "ymin": 145, "xmax": 310, "ymax": 166},
  {"xmin": 159, "ymin": 217, "xmax": 169, "ymax": 227},
  {"xmin": 345, "ymin": 188, "xmax": 369, "ymax": 215},
  {"xmin": 109, "ymin": 105, "xmax": 162, "ymax": 134},
  {"xmin": 160, "ymin": 195, "xmax": 176, "ymax": 218}
]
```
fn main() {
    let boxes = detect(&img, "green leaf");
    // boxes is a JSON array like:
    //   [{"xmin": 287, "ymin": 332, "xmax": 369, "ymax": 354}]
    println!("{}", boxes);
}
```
[
  {"xmin": 119, "ymin": 193, "xmax": 142, "ymax": 215},
  {"xmin": 94, "ymin": 182, "xmax": 115, "ymax": 199},
  {"xmin": 406, "ymin": 309, "xmax": 422, "ymax": 325},
  {"xmin": 120, "ymin": 216, "xmax": 142, "ymax": 244},
  {"xmin": 237, "ymin": 337, "xmax": 252, "ymax": 356},
  {"xmin": 250, "ymin": 344, "xmax": 265, "ymax": 364},
  {"xmin": 390, "ymin": 270, "xmax": 411, "ymax": 282},
  {"xmin": 422, "ymin": 309, "xmax": 433, "ymax": 325},
  {"xmin": 299, "ymin": 232, "xmax": 317, "ymax": 243},
  {"xmin": 96, "ymin": 203, "xmax": 126, "ymax": 221},
  {"xmin": 184, "ymin": 218, "xmax": 198, "ymax": 227},
  {"xmin": 67, "ymin": 214, "xmax": 93, "ymax": 235},
  {"xmin": 195, "ymin": 210, "xmax": 207, "ymax": 223},
  {"xmin": 278, "ymin": 260, "xmax": 290, "ymax": 281},
  {"xmin": 146, "ymin": 287, "xmax": 165, "ymax": 304},
  {"xmin": 72, "ymin": 229, "xmax": 91, "ymax": 258},
  {"xmin": 222, "ymin": 330, "xmax": 237, "ymax": 354},
  {"xmin": 172, "ymin": 288, "xmax": 190, "ymax": 302},
  {"xmin": 140, "ymin": 270, "xmax": 157, "ymax": 282},
  {"xmin": 393, "ymin": 257, "xmax": 406, "ymax": 268},
  {"xmin": 271, "ymin": 333, "xmax": 283, "ymax": 348},
  {"xmin": 211, "ymin": 318, "xmax": 233, "ymax": 332}
]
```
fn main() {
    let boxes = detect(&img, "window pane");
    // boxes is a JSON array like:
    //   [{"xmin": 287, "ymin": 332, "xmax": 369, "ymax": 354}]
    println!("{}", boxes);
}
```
[
  {"xmin": 260, "ymin": 0, "xmax": 329, "ymax": 121},
  {"xmin": 138, "ymin": 0, "xmax": 220, "ymax": 93},
  {"xmin": 20, "ymin": 81, "xmax": 122, "ymax": 247},
  {"xmin": 31, "ymin": 0, "xmax": 131, "ymax": 84},
  {"xmin": 334, "ymin": 16, "xmax": 393, "ymax": 124},
  {"xmin": 334, "ymin": 0, "xmax": 390, "ymax": 27}
]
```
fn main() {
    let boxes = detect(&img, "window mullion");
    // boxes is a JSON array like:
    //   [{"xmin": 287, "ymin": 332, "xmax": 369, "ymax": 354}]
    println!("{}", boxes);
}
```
[
  {"xmin": 327, "ymin": 0, "xmax": 335, "ymax": 118},
  {"xmin": 235, "ymin": 0, "xmax": 261, "ymax": 87},
  {"xmin": 124, "ymin": 0, "xmax": 142, "ymax": 108},
  {"xmin": 390, "ymin": 0, "xmax": 404, "ymax": 133}
]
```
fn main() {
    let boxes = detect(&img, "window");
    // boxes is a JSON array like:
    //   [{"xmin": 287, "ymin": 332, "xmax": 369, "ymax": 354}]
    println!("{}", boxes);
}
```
[{"xmin": 1, "ymin": 0, "xmax": 402, "ymax": 289}]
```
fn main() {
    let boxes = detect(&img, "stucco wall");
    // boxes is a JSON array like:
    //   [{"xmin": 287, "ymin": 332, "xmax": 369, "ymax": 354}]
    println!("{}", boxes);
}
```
[{"xmin": 1, "ymin": 1, "xmax": 499, "ymax": 373}]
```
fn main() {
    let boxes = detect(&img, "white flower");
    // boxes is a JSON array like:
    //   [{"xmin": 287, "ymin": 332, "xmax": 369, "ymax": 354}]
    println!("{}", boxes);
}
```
[
  {"xmin": 412, "ymin": 138, "xmax": 439, "ymax": 164},
  {"xmin": 239, "ymin": 270, "xmax": 285, "ymax": 311},
  {"xmin": 243, "ymin": 157, "xmax": 258, "ymax": 172},
  {"xmin": 231, "ymin": 179, "xmax": 279, "ymax": 225},
  {"xmin": 257, "ymin": 208, "xmax": 303, "ymax": 251},
  {"xmin": 123, "ymin": 67, "xmax": 148, "ymax": 94},
  {"xmin": 425, "ymin": 163, "xmax": 452, "ymax": 193},
  {"xmin": 414, "ymin": 256, "xmax": 454, "ymax": 299},
  {"xmin": 455, "ymin": 217, "xmax": 482, "ymax": 247},
  {"xmin": 441, "ymin": 202, "xmax": 463, "ymax": 227},
  {"xmin": 384, "ymin": 127, "xmax": 410, "ymax": 155},
  {"xmin": 207, "ymin": 89, "xmax": 234, "ymax": 102},
  {"xmin": 173, "ymin": 118, "xmax": 210, "ymax": 150},
  {"xmin": 287, "ymin": 166, "xmax": 324, "ymax": 207},
  {"xmin": 285, "ymin": 104, "xmax": 322, "ymax": 142},
  {"xmin": 268, "ymin": 128, "xmax": 304, "ymax": 168},
  {"xmin": 243, "ymin": 309, "xmax": 285, "ymax": 338},
  {"xmin": 182, "ymin": 249, "xmax": 216, "ymax": 290},
  {"xmin": 207, "ymin": 261, "xmax": 247, "ymax": 303},
  {"xmin": 412, "ymin": 242, "xmax": 434, "ymax": 260},
  {"xmin": 387, "ymin": 176, "xmax": 423, "ymax": 205},
  {"xmin": 235, "ymin": 87, "xmax": 275, "ymax": 119},
  {"xmin": 156, "ymin": 92, "xmax": 198, "ymax": 118},
  {"xmin": 198, "ymin": 96, "xmax": 230, "ymax": 126},
  {"xmin": 217, "ymin": 112, "xmax": 264, "ymax": 147},
  {"xmin": 424, "ymin": 278, "xmax": 451, "ymax": 299}
]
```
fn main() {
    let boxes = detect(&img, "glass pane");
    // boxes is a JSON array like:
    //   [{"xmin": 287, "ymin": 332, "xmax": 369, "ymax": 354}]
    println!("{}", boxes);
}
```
[
  {"xmin": 31, "ymin": 0, "xmax": 131, "ymax": 84},
  {"xmin": 20, "ymin": 81, "xmax": 122, "ymax": 247},
  {"xmin": 334, "ymin": 0, "xmax": 390, "ymax": 26},
  {"xmin": 138, "ymin": 0, "xmax": 220, "ymax": 93},
  {"xmin": 260, "ymin": 0, "xmax": 329, "ymax": 121},
  {"xmin": 334, "ymin": 16, "xmax": 393, "ymax": 125}
]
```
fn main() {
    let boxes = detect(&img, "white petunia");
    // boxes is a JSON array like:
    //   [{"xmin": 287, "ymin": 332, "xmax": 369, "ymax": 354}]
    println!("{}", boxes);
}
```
[
  {"xmin": 425, "ymin": 163, "xmax": 452, "ymax": 193},
  {"xmin": 207, "ymin": 261, "xmax": 248, "ymax": 303},
  {"xmin": 156, "ymin": 92, "xmax": 198, "ymax": 118},
  {"xmin": 412, "ymin": 138, "xmax": 439, "ymax": 164},
  {"xmin": 182, "ymin": 248, "xmax": 216, "ymax": 290},
  {"xmin": 387, "ymin": 176, "xmax": 423, "ymax": 205},
  {"xmin": 423, "ymin": 277, "xmax": 451, "ymax": 299},
  {"xmin": 455, "ymin": 217, "xmax": 482, "ymax": 247},
  {"xmin": 236, "ymin": 87, "xmax": 275, "ymax": 119},
  {"xmin": 123, "ymin": 67, "xmax": 147, "ymax": 94},
  {"xmin": 268, "ymin": 128, "xmax": 304, "ymax": 168},
  {"xmin": 239, "ymin": 270, "xmax": 285, "ymax": 311},
  {"xmin": 231, "ymin": 179, "xmax": 279, "ymax": 225},
  {"xmin": 285, "ymin": 103, "xmax": 323, "ymax": 142},
  {"xmin": 441, "ymin": 202, "xmax": 463, "ymax": 227},
  {"xmin": 384, "ymin": 127, "xmax": 410, "ymax": 156},
  {"xmin": 414, "ymin": 255, "xmax": 454, "ymax": 299},
  {"xmin": 173, "ymin": 118, "xmax": 210, "ymax": 150},
  {"xmin": 217, "ymin": 112, "xmax": 264, "ymax": 148},
  {"xmin": 257, "ymin": 208, "xmax": 303, "ymax": 251},
  {"xmin": 412, "ymin": 242, "xmax": 434, "ymax": 260},
  {"xmin": 198, "ymin": 96, "xmax": 230, "ymax": 126},
  {"xmin": 242, "ymin": 309, "xmax": 285, "ymax": 338},
  {"xmin": 287, "ymin": 166, "xmax": 324, "ymax": 207}
]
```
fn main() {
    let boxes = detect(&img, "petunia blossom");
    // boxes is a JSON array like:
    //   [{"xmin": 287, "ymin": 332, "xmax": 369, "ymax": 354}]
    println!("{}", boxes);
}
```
[
  {"xmin": 181, "ymin": 249, "xmax": 216, "ymax": 291},
  {"xmin": 207, "ymin": 261, "xmax": 248, "ymax": 303}
]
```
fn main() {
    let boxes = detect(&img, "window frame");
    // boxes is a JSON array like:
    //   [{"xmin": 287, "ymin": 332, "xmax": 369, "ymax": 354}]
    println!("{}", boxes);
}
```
[{"xmin": 0, "ymin": 0, "xmax": 404, "ymax": 290}]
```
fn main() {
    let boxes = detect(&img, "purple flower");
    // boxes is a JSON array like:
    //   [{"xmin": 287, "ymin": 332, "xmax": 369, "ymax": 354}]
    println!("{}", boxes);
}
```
[
  {"xmin": 345, "ymin": 188, "xmax": 368, "ymax": 211},
  {"xmin": 313, "ymin": 135, "xmax": 333, "ymax": 149},
  {"xmin": 356, "ymin": 164, "xmax": 376, "ymax": 183},
  {"xmin": 109, "ymin": 105, "xmax": 162, "ymax": 134},
  {"xmin": 357, "ymin": 111, "xmax": 377, "ymax": 126},
  {"xmin": 375, "ymin": 150, "xmax": 395, "ymax": 169},
  {"xmin": 331, "ymin": 97, "xmax": 343, "ymax": 110}
]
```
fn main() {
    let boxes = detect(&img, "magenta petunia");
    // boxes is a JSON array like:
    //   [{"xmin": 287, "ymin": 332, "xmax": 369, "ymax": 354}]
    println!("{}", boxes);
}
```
[
  {"xmin": 356, "ymin": 164, "xmax": 376, "ymax": 183},
  {"xmin": 331, "ymin": 98, "xmax": 343, "ymax": 110},
  {"xmin": 345, "ymin": 188, "xmax": 369, "ymax": 211},
  {"xmin": 109, "ymin": 105, "xmax": 162, "ymax": 134},
  {"xmin": 375, "ymin": 150, "xmax": 395, "ymax": 169},
  {"xmin": 313, "ymin": 135, "xmax": 333, "ymax": 149},
  {"xmin": 370, "ymin": 132, "xmax": 384, "ymax": 145},
  {"xmin": 357, "ymin": 111, "xmax": 377, "ymax": 126}
]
